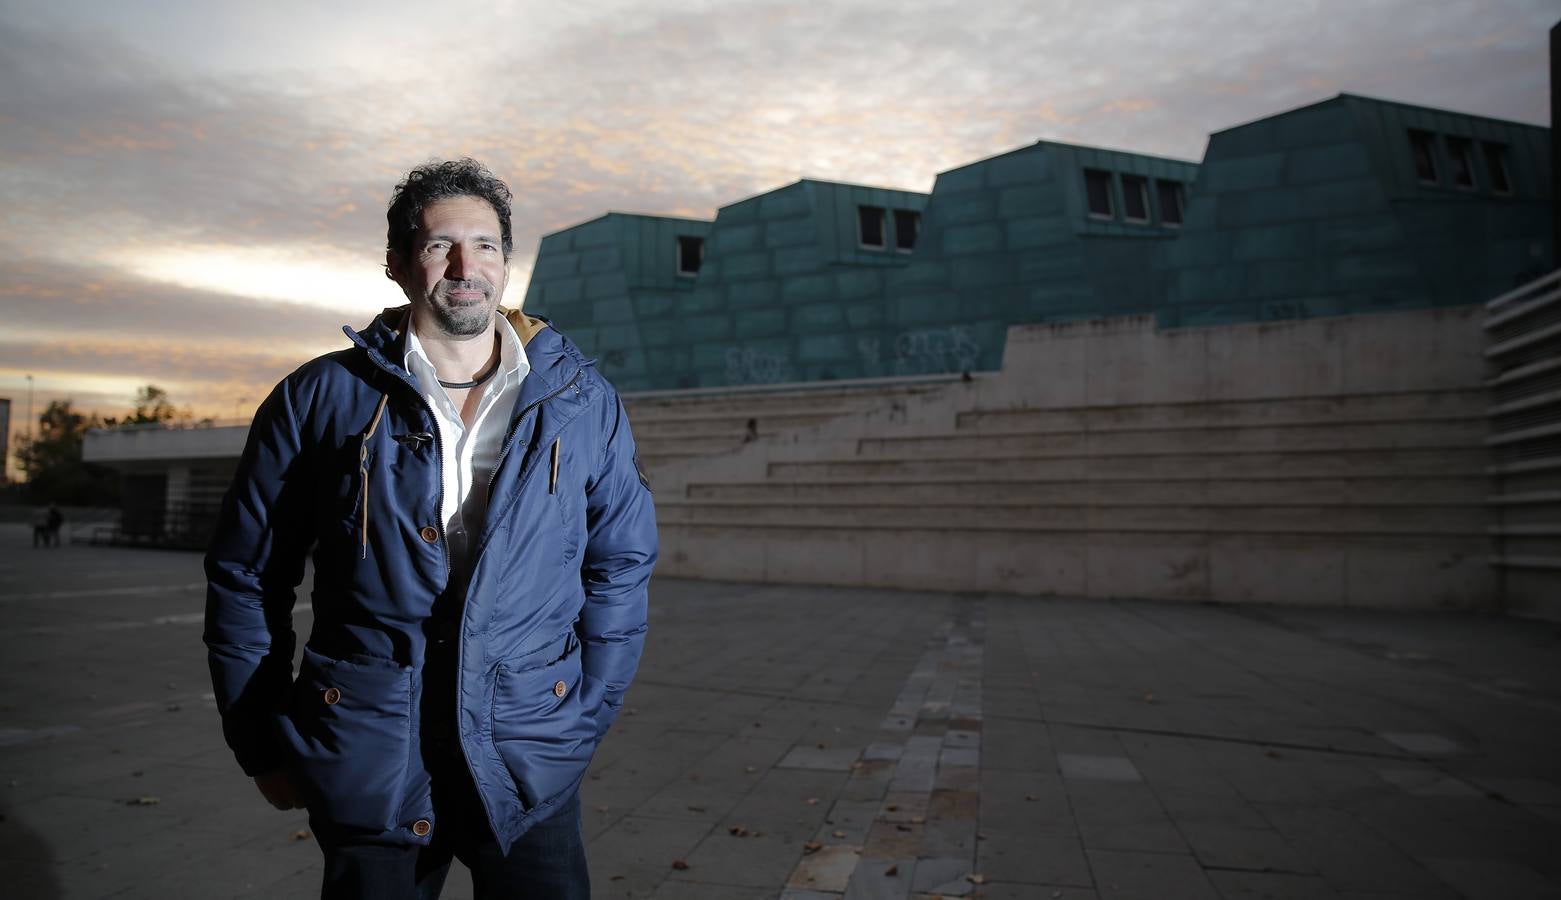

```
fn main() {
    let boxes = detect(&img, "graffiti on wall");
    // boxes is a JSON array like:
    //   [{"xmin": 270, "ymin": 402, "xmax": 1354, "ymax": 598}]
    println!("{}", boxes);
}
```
[
  {"xmin": 858, "ymin": 326, "xmax": 982, "ymax": 375},
  {"xmin": 725, "ymin": 347, "xmax": 793, "ymax": 385}
]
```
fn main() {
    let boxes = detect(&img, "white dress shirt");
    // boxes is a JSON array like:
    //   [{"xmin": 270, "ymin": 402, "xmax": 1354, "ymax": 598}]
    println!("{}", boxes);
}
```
[{"xmin": 404, "ymin": 315, "xmax": 531, "ymax": 578}]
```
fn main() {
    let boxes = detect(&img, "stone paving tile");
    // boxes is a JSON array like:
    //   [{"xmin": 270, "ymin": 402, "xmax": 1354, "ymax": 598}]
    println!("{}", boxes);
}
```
[
  {"xmin": 1204, "ymin": 870, "xmax": 1342, "ymax": 899},
  {"xmin": 969, "ymin": 884, "xmax": 1099, "ymax": 900},
  {"xmin": 1419, "ymin": 858, "xmax": 1561, "ymax": 900},
  {"xmin": 843, "ymin": 856, "xmax": 915, "ymax": 900},
  {"xmin": 975, "ymin": 831, "xmax": 1092, "ymax": 887},
  {"xmin": 1085, "ymin": 849, "xmax": 1219, "ymax": 900}
]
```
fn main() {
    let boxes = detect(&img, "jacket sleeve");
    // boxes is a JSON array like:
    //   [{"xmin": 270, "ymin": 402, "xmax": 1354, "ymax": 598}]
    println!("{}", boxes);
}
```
[
  {"xmin": 577, "ymin": 391, "xmax": 657, "ymax": 740},
  {"xmin": 203, "ymin": 375, "xmax": 315, "ymax": 776}
]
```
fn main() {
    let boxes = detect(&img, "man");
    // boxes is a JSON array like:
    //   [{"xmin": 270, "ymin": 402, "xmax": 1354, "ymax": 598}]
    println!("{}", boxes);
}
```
[{"xmin": 204, "ymin": 158, "xmax": 656, "ymax": 899}]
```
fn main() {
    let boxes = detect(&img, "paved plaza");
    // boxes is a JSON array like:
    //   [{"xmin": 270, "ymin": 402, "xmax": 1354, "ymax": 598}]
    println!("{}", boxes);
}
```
[{"xmin": 1, "ymin": 526, "xmax": 1559, "ymax": 899}]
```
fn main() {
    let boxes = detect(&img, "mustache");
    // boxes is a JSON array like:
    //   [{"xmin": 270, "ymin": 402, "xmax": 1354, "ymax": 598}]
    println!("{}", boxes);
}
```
[{"xmin": 436, "ymin": 278, "xmax": 494, "ymax": 295}]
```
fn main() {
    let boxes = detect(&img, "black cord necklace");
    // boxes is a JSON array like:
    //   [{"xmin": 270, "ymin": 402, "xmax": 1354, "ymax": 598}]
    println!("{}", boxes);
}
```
[{"xmin": 438, "ymin": 342, "xmax": 503, "ymax": 390}]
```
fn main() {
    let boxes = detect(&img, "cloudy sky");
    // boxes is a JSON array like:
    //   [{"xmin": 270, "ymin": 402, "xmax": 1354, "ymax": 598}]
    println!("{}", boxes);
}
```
[{"xmin": 0, "ymin": 0, "xmax": 1553, "ymax": 475}]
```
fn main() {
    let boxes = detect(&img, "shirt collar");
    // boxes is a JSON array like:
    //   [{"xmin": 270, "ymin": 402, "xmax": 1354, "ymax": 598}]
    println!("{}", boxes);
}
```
[{"xmin": 403, "ymin": 313, "xmax": 531, "ymax": 391}]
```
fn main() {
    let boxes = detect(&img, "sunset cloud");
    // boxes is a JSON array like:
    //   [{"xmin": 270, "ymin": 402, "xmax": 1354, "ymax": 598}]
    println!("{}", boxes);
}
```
[{"xmin": 0, "ymin": 0, "xmax": 1553, "ymax": 476}]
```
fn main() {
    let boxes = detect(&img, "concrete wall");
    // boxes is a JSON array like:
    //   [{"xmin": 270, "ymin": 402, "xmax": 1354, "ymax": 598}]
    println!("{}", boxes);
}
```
[{"xmin": 648, "ymin": 305, "xmax": 1497, "ymax": 610}]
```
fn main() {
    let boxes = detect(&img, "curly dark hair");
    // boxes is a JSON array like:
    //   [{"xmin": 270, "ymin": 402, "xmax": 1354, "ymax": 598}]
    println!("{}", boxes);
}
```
[{"xmin": 385, "ymin": 158, "xmax": 514, "ymax": 264}]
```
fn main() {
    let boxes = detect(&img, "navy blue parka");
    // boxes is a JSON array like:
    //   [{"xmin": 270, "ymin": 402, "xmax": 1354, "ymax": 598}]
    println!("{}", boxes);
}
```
[{"xmin": 204, "ymin": 306, "xmax": 656, "ymax": 852}]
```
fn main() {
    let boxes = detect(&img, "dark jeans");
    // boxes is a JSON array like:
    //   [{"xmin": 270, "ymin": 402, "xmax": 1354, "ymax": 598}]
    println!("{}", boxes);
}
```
[{"xmin": 315, "ymin": 770, "xmax": 589, "ymax": 900}]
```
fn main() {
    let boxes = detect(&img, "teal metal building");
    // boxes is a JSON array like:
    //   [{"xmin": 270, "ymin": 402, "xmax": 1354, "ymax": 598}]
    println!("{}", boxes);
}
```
[
  {"xmin": 523, "ymin": 93, "xmax": 1552, "ymax": 391},
  {"xmin": 1156, "ymin": 94, "xmax": 1553, "ymax": 327}
]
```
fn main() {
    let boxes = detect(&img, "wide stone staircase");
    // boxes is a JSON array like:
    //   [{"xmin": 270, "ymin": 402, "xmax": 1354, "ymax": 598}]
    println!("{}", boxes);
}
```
[
  {"xmin": 644, "ymin": 309, "xmax": 1499, "ymax": 610},
  {"xmin": 623, "ymin": 378, "xmax": 955, "ymax": 471}
]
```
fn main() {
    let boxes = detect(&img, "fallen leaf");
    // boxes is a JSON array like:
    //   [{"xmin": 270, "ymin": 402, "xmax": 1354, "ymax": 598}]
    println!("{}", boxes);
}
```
[
  {"xmin": 977, "ymin": 831, "xmax": 988, "ymax": 840},
  {"xmin": 126, "ymin": 796, "xmax": 160, "ymax": 806},
  {"xmin": 744, "ymin": 766, "xmax": 756, "ymax": 774},
  {"xmin": 728, "ymin": 825, "xmax": 749, "ymax": 837},
  {"xmin": 1024, "ymin": 794, "xmax": 1038, "ymax": 801},
  {"xmin": 806, "ymin": 797, "xmax": 820, "ymax": 806},
  {"xmin": 910, "ymin": 815, "xmax": 925, "ymax": 824},
  {"xmin": 610, "ymin": 875, "xmax": 624, "ymax": 881},
  {"xmin": 816, "ymin": 742, "xmax": 827, "ymax": 749},
  {"xmin": 885, "ymin": 804, "xmax": 899, "ymax": 812},
  {"xmin": 831, "ymin": 830, "xmax": 846, "ymax": 838},
  {"xmin": 1264, "ymin": 750, "xmax": 1282, "ymax": 760},
  {"xmin": 968, "ymin": 873, "xmax": 986, "ymax": 884},
  {"xmin": 290, "ymin": 830, "xmax": 310, "ymax": 842},
  {"xmin": 883, "ymin": 864, "xmax": 899, "ymax": 877},
  {"xmin": 670, "ymin": 859, "xmax": 689, "ymax": 870},
  {"xmin": 165, "ymin": 704, "xmax": 182, "ymax": 712},
  {"xmin": 1143, "ymin": 692, "xmax": 1156, "ymax": 704},
  {"xmin": 802, "ymin": 841, "xmax": 823, "ymax": 854},
  {"xmin": 686, "ymin": 806, "xmax": 706, "ymax": 813},
  {"xmin": 895, "ymin": 824, "xmax": 911, "ymax": 832}
]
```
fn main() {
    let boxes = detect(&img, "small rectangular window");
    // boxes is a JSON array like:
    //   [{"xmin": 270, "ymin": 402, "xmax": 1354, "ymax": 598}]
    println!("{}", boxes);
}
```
[
  {"xmin": 1084, "ymin": 169, "xmax": 1114, "ymax": 218},
  {"xmin": 1408, "ymin": 129, "xmax": 1438, "ymax": 184},
  {"xmin": 1121, "ymin": 175, "xmax": 1150, "ymax": 223},
  {"xmin": 858, "ymin": 205, "xmax": 886, "ymax": 249},
  {"xmin": 1445, "ymin": 137, "xmax": 1475, "ymax": 189},
  {"xmin": 1482, "ymin": 141, "xmax": 1512, "ymax": 194},
  {"xmin": 1156, "ymin": 180, "xmax": 1185, "ymax": 226},
  {"xmin": 676, "ymin": 235, "xmax": 703, "ymax": 276},
  {"xmin": 893, "ymin": 209, "xmax": 920, "ymax": 251}
]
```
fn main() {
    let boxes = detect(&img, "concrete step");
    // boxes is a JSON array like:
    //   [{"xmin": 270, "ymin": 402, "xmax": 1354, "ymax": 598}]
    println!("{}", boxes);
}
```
[
  {"xmin": 956, "ymin": 390, "xmax": 1485, "ymax": 434},
  {"xmin": 630, "ymin": 411, "xmax": 844, "ymax": 436},
  {"xmin": 655, "ymin": 523, "xmax": 1490, "ymax": 604},
  {"xmin": 655, "ymin": 501, "xmax": 1486, "ymax": 534},
  {"xmin": 624, "ymin": 384, "xmax": 936, "ymax": 418},
  {"xmin": 769, "ymin": 448, "xmax": 1489, "ymax": 481},
  {"xmin": 684, "ymin": 477, "xmax": 1490, "ymax": 506},
  {"xmin": 858, "ymin": 420, "xmax": 1485, "ymax": 459}
]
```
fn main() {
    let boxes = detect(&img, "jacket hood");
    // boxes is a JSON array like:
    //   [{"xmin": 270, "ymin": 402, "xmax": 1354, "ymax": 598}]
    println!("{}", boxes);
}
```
[{"xmin": 343, "ymin": 305, "xmax": 591, "ymax": 391}]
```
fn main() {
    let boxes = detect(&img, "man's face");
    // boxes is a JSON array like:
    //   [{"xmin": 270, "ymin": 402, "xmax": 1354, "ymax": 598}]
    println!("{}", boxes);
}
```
[{"xmin": 388, "ymin": 195, "xmax": 509, "ymax": 338}]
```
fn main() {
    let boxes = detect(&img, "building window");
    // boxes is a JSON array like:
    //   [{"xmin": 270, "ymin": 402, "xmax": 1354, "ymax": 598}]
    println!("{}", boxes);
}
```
[
  {"xmin": 894, "ymin": 209, "xmax": 920, "ymax": 251},
  {"xmin": 1445, "ymin": 137, "xmax": 1476, "ymax": 189},
  {"xmin": 1156, "ymin": 180, "xmax": 1185, "ymax": 226},
  {"xmin": 1482, "ymin": 141, "xmax": 1512, "ymax": 194},
  {"xmin": 676, "ymin": 235, "xmax": 703, "ymax": 276},
  {"xmin": 1408, "ymin": 129, "xmax": 1438, "ymax": 184},
  {"xmin": 858, "ymin": 205, "xmax": 886, "ymax": 249},
  {"xmin": 1121, "ymin": 175, "xmax": 1150, "ymax": 223},
  {"xmin": 1084, "ymin": 169, "xmax": 1114, "ymax": 219}
]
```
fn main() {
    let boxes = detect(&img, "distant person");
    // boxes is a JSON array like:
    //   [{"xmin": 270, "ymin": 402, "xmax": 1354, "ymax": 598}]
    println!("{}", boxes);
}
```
[
  {"xmin": 31, "ymin": 509, "xmax": 49, "ymax": 548},
  {"xmin": 45, "ymin": 505, "xmax": 63, "ymax": 546},
  {"xmin": 204, "ymin": 158, "xmax": 657, "ymax": 899}
]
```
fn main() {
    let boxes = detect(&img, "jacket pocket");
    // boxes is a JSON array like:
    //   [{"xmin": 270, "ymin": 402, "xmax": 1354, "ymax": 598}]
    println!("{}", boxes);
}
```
[
  {"xmin": 281, "ymin": 646, "xmax": 415, "ymax": 832},
  {"xmin": 489, "ymin": 633, "xmax": 599, "ymax": 810}
]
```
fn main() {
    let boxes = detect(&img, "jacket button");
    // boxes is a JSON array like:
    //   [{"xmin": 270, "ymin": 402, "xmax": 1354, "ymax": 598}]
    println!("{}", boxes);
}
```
[
  {"xmin": 322, "ymin": 687, "xmax": 341, "ymax": 706},
  {"xmin": 411, "ymin": 819, "xmax": 432, "ymax": 837},
  {"xmin": 419, "ymin": 526, "xmax": 439, "ymax": 543},
  {"xmin": 553, "ymin": 680, "xmax": 568, "ymax": 698}
]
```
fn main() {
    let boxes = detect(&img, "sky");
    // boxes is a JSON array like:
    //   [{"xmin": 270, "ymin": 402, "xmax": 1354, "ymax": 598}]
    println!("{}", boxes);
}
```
[{"xmin": 0, "ymin": 0, "xmax": 1554, "ymax": 477}]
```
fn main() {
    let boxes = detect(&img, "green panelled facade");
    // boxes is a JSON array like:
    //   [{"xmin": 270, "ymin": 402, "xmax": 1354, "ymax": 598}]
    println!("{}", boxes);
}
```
[
  {"xmin": 878, "ymin": 142, "xmax": 1198, "ymax": 376},
  {"xmin": 523, "ymin": 93, "xmax": 1552, "ymax": 391},
  {"xmin": 522, "ymin": 213, "xmax": 712, "ymax": 388},
  {"xmin": 1157, "ymin": 94, "xmax": 1553, "ymax": 327}
]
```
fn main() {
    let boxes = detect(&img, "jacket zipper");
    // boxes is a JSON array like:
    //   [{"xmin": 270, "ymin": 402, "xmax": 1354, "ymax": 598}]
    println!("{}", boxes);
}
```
[{"xmin": 484, "ymin": 368, "xmax": 582, "ymax": 499}]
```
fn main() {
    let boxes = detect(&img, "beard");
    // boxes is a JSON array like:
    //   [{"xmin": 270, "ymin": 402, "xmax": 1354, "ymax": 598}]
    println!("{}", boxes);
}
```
[{"xmin": 425, "ymin": 279, "xmax": 497, "ymax": 337}]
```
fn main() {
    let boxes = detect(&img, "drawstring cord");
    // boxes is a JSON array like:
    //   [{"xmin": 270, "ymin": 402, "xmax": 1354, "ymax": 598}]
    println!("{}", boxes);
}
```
[{"xmin": 360, "ymin": 392, "xmax": 390, "ymax": 559}]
